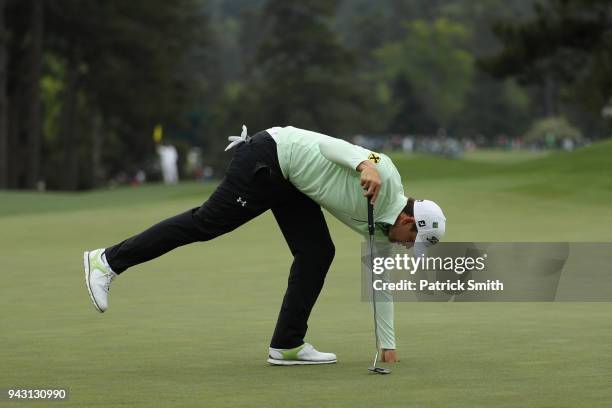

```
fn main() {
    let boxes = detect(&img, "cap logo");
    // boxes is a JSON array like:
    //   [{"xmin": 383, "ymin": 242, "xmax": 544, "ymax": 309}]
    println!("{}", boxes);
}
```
[
  {"xmin": 427, "ymin": 236, "xmax": 439, "ymax": 244},
  {"xmin": 418, "ymin": 220, "xmax": 426, "ymax": 227},
  {"xmin": 368, "ymin": 153, "xmax": 381, "ymax": 164},
  {"xmin": 433, "ymin": 222, "xmax": 438, "ymax": 228}
]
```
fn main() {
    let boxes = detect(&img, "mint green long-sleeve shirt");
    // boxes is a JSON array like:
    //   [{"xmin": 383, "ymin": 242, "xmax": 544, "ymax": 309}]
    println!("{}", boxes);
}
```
[
  {"xmin": 270, "ymin": 126, "xmax": 407, "ymax": 234},
  {"xmin": 269, "ymin": 126, "xmax": 405, "ymax": 349}
]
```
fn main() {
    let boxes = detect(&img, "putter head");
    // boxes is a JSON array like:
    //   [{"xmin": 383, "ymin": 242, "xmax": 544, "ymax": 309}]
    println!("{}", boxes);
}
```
[{"xmin": 368, "ymin": 366, "xmax": 391, "ymax": 375}]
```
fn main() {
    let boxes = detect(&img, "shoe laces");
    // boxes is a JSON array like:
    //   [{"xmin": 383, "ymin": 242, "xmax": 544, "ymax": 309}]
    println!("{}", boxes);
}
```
[
  {"xmin": 104, "ymin": 272, "xmax": 116, "ymax": 293},
  {"xmin": 224, "ymin": 125, "xmax": 249, "ymax": 151}
]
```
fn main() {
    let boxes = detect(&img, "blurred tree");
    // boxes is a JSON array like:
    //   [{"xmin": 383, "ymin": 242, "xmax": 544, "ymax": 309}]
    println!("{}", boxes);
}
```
[
  {"xmin": 385, "ymin": 75, "xmax": 436, "ymax": 134},
  {"xmin": 376, "ymin": 18, "xmax": 474, "ymax": 130},
  {"xmin": 1, "ymin": 0, "xmax": 46, "ymax": 189},
  {"xmin": 240, "ymin": 0, "xmax": 367, "ymax": 135},
  {"xmin": 206, "ymin": 0, "xmax": 264, "ymax": 83},
  {"xmin": 452, "ymin": 72, "xmax": 531, "ymax": 139},
  {"xmin": 40, "ymin": 0, "xmax": 210, "ymax": 189},
  {"xmin": 6, "ymin": 0, "xmax": 31, "ymax": 188},
  {"xmin": 25, "ymin": 0, "xmax": 43, "ymax": 189},
  {"xmin": 336, "ymin": 0, "xmax": 395, "ymax": 52},
  {"xmin": 525, "ymin": 116, "xmax": 582, "ymax": 145},
  {"xmin": 481, "ymin": 0, "xmax": 612, "ymax": 131},
  {"xmin": 0, "ymin": 0, "xmax": 7, "ymax": 188},
  {"xmin": 1, "ymin": 0, "xmax": 210, "ymax": 190},
  {"xmin": 335, "ymin": 0, "xmax": 537, "ymax": 138},
  {"xmin": 439, "ymin": 0, "xmax": 535, "ymax": 56}
]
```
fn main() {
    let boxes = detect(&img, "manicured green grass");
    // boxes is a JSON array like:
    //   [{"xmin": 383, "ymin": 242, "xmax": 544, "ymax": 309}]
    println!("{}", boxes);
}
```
[
  {"xmin": 463, "ymin": 149, "xmax": 549, "ymax": 164},
  {"xmin": 0, "ymin": 182, "xmax": 217, "ymax": 218},
  {"xmin": 1, "ymin": 143, "xmax": 611, "ymax": 407}
]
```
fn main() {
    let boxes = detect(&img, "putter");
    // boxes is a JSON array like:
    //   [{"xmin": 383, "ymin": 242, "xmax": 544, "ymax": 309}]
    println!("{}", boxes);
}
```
[{"xmin": 367, "ymin": 200, "xmax": 391, "ymax": 375}]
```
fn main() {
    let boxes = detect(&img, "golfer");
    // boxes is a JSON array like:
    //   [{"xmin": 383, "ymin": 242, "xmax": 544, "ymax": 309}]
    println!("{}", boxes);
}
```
[{"xmin": 84, "ymin": 126, "xmax": 446, "ymax": 365}]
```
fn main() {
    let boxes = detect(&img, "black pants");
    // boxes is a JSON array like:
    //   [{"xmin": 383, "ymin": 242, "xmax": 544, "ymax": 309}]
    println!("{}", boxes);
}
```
[{"xmin": 104, "ymin": 131, "xmax": 335, "ymax": 349}]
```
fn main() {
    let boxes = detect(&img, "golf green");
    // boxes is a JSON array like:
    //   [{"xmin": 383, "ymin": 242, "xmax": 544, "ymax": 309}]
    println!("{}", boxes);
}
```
[{"xmin": 1, "ymin": 143, "xmax": 611, "ymax": 407}]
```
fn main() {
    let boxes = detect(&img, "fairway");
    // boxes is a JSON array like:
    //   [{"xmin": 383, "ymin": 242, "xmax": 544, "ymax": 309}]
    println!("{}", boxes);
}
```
[{"xmin": 2, "ymin": 145, "xmax": 612, "ymax": 407}]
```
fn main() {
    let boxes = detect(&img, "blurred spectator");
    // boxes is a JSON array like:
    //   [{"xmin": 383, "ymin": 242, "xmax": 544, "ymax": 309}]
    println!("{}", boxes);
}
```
[
  {"xmin": 157, "ymin": 144, "xmax": 179, "ymax": 185},
  {"xmin": 186, "ymin": 147, "xmax": 204, "ymax": 180},
  {"xmin": 562, "ymin": 138, "xmax": 575, "ymax": 152},
  {"xmin": 545, "ymin": 132, "xmax": 557, "ymax": 149},
  {"xmin": 402, "ymin": 136, "xmax": 414, "ymax": 153},
  {"xmin": 203, "ymin": 166, "xmax": 214, "ymax": 181},
  {"xmin": 133, "ymin": 170, "xmax": 146, "ymax": 186}
]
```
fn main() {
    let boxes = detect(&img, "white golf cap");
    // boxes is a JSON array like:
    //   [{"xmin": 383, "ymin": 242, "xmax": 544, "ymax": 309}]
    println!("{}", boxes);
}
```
[{"xmin": 413, "ymin": 199, "xmax": 446, "ymax": 256}]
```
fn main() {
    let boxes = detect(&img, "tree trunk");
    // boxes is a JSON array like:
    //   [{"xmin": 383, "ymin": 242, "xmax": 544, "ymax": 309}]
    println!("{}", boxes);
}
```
[
  {"xmin": 0, "ymin": 0, "xmax": 8, "ymax": 188},
  {"xmin": 26, "ymin": 0, "xmax": 43, "ymax": 189},
  {"xmin": 8, "ymin": 59, "xmax": 26, "ymax": 188},
  {"xmin": 60, "ymin": 57, "xmax": 78, "ymax": 190},
  {"xmin": 90, "ymin": 113, "xmax": 104, "ymax": 188}
]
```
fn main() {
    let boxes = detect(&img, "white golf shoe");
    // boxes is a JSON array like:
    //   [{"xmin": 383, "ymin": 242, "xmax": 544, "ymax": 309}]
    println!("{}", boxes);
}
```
[
  {"xmin": 267, "ymin": 343, "xmax": 337, "ymax": 365},
  {"xmin": 83, "ymin": 249, "xmax": 117, "ymax": 313}
]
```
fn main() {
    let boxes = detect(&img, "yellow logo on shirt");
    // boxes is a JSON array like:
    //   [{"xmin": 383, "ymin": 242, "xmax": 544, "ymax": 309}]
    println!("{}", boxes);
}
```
[{"xmin": 368, "ymin": 153, "xmax": 381, "ymax": 164}]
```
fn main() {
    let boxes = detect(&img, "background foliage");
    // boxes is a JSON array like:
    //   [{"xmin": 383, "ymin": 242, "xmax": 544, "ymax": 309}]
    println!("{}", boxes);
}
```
[{"xmin": 0, "ymin": 0, "xmax": 610, "ymax": 190}]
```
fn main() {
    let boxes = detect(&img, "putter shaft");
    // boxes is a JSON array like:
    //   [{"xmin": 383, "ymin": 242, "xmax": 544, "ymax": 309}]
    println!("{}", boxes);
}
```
[{"xmin": 367, "ymin": 201, "xmax": 391, "ymax": 374}]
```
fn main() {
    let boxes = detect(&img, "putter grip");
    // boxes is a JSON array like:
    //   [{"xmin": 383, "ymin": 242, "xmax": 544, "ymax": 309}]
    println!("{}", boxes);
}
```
[{"xmin": 367, "ymin": 201, "xmax": 374, "ymax": 236}]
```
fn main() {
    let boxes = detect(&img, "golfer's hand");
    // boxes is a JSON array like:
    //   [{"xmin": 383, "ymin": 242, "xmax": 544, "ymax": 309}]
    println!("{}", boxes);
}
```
[
  {"xmin": 357, "ymin": 161, "xmax": 382, "ymax": 204},
  {"xmin": 380, "ymin": 349, "xmax": 399, "ymax": 363}
]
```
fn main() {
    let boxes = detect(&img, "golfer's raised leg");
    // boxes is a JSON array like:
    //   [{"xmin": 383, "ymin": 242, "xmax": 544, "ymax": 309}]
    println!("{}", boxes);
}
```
[
  {"xmin": 267, "ymin": 190, "xmax": 337, "ymax": 365},
  {"xmin": 83, "ymin": 137, "xmax": 275, "ymax": 313},
  {"xmin": 84, "ymin": 192, "xmax": 263, "ymax": 313}
]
